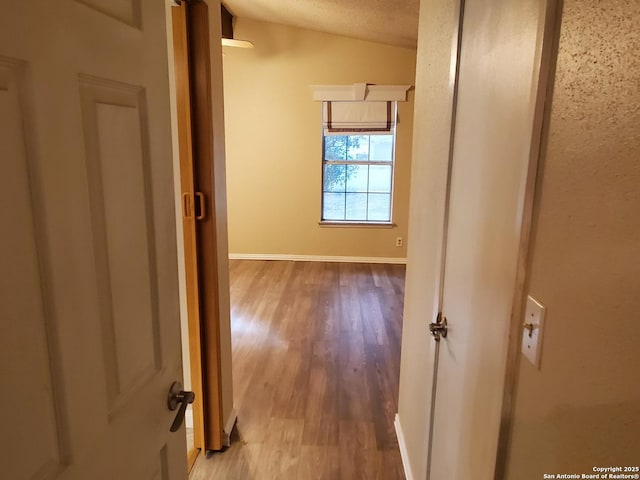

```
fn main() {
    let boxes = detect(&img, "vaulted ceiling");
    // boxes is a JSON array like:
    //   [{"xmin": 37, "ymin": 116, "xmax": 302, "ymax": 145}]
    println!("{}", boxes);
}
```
[{"xmin": 222, "ymin": 0, "xmax": 420, "ymax": 48}]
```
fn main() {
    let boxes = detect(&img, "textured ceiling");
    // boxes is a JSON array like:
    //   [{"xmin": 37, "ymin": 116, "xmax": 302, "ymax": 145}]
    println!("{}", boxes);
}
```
[{"xmin": 222, "ymin": 0, "xmax": 420, "ymax": 48}]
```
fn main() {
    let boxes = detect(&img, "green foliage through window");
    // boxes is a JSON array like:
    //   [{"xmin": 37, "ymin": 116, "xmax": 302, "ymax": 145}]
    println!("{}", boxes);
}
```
[{"xmin": 322, "ymin": 134, "xmax": 394, "ymax": 222}]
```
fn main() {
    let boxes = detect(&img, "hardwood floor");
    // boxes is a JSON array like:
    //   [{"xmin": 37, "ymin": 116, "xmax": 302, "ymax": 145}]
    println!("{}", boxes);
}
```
[{"xmin": 190, "ymin": 260, "xmax": 406, "ymax": 479}]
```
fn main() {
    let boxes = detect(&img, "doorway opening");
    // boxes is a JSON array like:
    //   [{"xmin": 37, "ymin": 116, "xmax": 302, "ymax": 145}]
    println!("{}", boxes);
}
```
[{"xmin": 186, "ymin": 3, "xmax": 415, "ymax": 478}]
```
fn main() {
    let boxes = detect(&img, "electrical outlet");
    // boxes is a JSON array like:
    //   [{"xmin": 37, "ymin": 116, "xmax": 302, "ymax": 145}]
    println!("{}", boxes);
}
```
[{"xmin": 395, "ymin": 237, "xmax": 403, "ymax": 247}]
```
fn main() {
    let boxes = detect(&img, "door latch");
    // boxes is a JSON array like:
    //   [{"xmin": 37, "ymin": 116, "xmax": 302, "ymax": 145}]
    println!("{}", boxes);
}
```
[{"xmin": 429, "ymin": 312, "xmax": 448, "ymax": 342}]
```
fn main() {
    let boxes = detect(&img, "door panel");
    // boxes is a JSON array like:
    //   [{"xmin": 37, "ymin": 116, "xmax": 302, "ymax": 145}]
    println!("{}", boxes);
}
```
[
  {"xmin": 0, "ymin": 56, "xmax": 66, "ymax": 480},
  {"xmin": 429, "ymin": 0, "xmax": 550, "ymax": 478},
  {"xmin": 80, "ymin": 76, "xmax": 161, "ymax": 413},
  {"xmin": 171, "ymin": 0, "xmax": 226, "ymax": 455},
  {"xmin": 0, "ymin": 1, "xmax": 187, "ymax": 479},
  {"xmin": 170, "ymin": 2, "xmax": 210, "ymax": 463}
]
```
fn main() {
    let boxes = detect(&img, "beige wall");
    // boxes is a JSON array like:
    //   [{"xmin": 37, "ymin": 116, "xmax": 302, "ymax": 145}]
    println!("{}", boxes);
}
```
[
  {"xmin": 222, "ymin": 18, "xmax": 416, "ymax": 260},
  {"xmin": 506, "ymin": 0, "xmax": 640, "ymax": 476}
]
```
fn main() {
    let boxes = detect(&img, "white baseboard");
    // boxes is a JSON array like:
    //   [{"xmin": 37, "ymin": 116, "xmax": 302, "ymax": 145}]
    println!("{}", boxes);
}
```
[
  {"xmin": 395, "ymin": 413, "xmax": 414, "ymax": 480},
  {"xmin": 228, "ymin": 253, "xmax": 406, "ymax": 264},
  {"xmin": 223, "ymin": 408, "xmax": 237, "ymax": 447}
]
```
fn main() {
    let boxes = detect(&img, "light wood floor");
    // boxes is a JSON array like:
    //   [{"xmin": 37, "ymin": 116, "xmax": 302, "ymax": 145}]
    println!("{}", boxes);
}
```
[{"xmin": 190, "ymin": 260, "xmax": 406, "ymax": 479}]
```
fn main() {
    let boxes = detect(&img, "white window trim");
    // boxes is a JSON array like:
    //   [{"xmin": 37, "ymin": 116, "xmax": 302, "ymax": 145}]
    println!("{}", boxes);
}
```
[{"xmin": 320, "ymin": 129, "xmax": 397, "ymax": 224}]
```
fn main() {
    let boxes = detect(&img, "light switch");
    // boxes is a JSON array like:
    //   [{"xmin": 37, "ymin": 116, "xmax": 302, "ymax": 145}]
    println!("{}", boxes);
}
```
[{"xmin": 522, "ymin": 295, "xmax": 545, "ymax": 368}]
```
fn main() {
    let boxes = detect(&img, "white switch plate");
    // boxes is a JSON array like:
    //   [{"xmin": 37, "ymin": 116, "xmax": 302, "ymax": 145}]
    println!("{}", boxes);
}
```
[{"xmin": 522, "ymin": 296, "xmax": 545, "ymax": 368}]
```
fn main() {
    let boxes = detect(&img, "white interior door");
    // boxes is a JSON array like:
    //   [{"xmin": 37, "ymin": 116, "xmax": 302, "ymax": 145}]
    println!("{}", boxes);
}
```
[
  {"xmin": 1, "ymin": 1, "xmax": 188, "ymax": 479},
  {"xmin": 428, "ymin": 0, "xmax": 552, "ymax": 478}
]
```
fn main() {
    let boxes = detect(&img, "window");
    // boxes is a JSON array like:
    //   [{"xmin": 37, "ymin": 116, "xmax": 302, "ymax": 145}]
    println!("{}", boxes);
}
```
[{"xmin": 321, "ymin": 101, "xmax": 396, "ymax": 223}]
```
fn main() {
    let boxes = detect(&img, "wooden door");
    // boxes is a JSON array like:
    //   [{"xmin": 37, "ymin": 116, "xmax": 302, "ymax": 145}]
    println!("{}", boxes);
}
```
[
  {"xmin": 428, "ymin": 0, "xmax": 555, "ymax": 478},
  {"xmin": 171, "ymin": 0, "xmax": 225, "ymax": 458},
  {"xmin": 171, "ymin": 2, "xmax": 208, "ymax": 467},
  {"xmin": 0, "ymin": 1, "xmax": 188, "ymax": 479}
]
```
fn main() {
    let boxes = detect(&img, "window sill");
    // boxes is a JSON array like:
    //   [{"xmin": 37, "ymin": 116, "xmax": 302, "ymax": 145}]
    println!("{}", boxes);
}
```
[{"xmin": 319, "ymin": 221, "xmax": 395, "ymax": 229}]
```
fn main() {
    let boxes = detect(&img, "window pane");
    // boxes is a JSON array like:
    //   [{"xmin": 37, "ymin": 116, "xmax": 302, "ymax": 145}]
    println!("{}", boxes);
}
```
[
  {"xmin": 345, "ymin": 193, "xmax": 367, "ymax": 220},
  {"xmin": 323, "ymin": 193, "xmax": 345, "ymax": 220},
  {"xmin": 367, "ymin": 193, "xmax": 391, "ymax": 221},
  {"xmin": 323, "ymin": 164, "xmax": 346, "ymax": 192},
  {"xmin": 369, "ymin": 135, "xmax": 393, "ymax": 161},
  {"xmin": 324, "ymin": 136, "xmax": 347, "ymax": 160},
  {"xmin": 345, "ymin": 165, "xmax": 368, "ymax": 192},
  {"xmin": 346, "ymin": 135, "xmax": 369, "ymax": 161},
  {"xmin": 321, "ymin": 130, "xmax": 395, "ymax": 223},
  {"xmin": 369, "ymin": 165, "xmax": 392, "ymax": 193}
]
